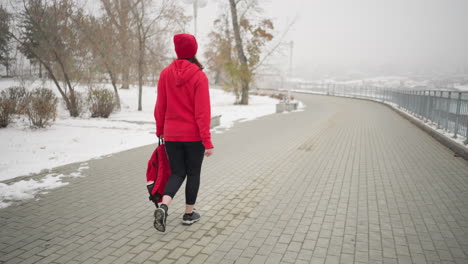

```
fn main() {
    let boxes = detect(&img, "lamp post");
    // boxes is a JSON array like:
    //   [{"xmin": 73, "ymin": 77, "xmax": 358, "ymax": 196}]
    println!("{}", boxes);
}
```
[
  {"xmin": 182, "ymin": 0, "xmax": 207, "ymax": 37},
  {"xmin": 288, "ymin": 41, "xmax": 294, "ymax": 102}
]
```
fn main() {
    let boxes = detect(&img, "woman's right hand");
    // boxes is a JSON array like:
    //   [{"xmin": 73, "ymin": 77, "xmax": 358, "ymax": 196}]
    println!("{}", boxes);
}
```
[{"xmin": 205, "ymin": 148, "xmax": 214, "ymax": 157}]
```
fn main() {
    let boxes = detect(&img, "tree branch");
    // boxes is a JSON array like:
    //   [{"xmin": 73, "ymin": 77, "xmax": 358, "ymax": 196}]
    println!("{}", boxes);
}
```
[{"xmin": 251, "ymin": 15, "xmax": 297, "ymax": 73}]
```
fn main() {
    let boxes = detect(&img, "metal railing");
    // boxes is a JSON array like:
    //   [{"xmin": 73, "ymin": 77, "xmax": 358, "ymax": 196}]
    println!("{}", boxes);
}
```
[{"xmin": 293, "ymin": 83, "xmax": 468, "ymax": 143}]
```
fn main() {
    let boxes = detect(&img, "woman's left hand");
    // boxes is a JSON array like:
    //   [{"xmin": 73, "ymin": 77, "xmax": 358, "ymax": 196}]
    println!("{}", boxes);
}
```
[{"xmin": 205, "ymin": 148, "xmax": 214, "ymax": 157}]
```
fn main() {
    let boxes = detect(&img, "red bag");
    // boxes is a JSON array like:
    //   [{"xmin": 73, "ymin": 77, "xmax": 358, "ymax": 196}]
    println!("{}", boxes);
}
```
[{"xmin": 146, "ymin": 139, "xmax": 171, "ymax": 204}]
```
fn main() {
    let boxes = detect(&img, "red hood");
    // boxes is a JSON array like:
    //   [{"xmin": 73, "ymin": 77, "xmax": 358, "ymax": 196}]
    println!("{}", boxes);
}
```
[{"xmin": 169, "ymin": 60, "xmax": 200, "ymax": 87}]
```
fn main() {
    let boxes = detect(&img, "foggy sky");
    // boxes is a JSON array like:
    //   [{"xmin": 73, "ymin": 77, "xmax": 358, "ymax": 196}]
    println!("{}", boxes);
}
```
[{"xmin": 190, "ymin": 0, "xmax": 468, "ymax": 79}]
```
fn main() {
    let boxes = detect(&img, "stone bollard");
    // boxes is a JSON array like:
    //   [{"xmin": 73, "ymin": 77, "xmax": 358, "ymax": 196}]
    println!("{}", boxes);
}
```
[
  {"xmin": 276, "ymin": 103, "xmax": 286, "ymax": 113},
  {"xmin": 276, "ymin": 102, "xmax": 298, "ymax": 113},
  {"xmin": 285, "ymin": 102, "xmax": 298, "ymax": 111}
]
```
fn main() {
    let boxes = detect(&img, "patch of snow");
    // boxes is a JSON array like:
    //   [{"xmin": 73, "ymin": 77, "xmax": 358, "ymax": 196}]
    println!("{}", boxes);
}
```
[
  {"xmin": 211, "ymin": 92, "xmax": 278, "ymax": 130},
  {"xmin": 0, "ymin": 173, "xmax": 68, "ymax": 208},
  {"xmin": 0, "ymin": 163, "xmax": 90, "ymax": 208},
  {"xmin": 455, "ymin": 84, "xmax": 468, "ymax": 91}
]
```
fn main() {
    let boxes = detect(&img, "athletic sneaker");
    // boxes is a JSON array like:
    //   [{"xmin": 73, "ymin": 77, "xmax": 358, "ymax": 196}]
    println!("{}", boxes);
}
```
[
  {"xmin": 182, "ymin": 210, "xmax": 201, "ymax": 225},
  {"xmin": 154, "ymin": 205, "xmax": 168, "ymax": 232}
]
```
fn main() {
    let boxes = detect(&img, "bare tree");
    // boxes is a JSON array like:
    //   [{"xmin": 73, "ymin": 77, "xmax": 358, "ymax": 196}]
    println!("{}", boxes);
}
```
[
  {"xmin": 13, "ymin": 0, "xmax": 87, "ymax": 117},
  {"xmin": 228, "ymin": 0, "xmax": 250, "ymax": 104},
  {"xmin": 130, "ymin": 0, "xmax": 147, "ymax": 111},
  {"xmin": 0, "ymin": 5, "xmax": 13, "ymax": 76},
  {"xmin": 79, "ymin": 15, "xmax": 121, "ymax": 109},
  {"xmin": 130, "ymin": 0, "xmax": 188, "ymax": 111},
  {"xmin": 100, "ymin": 0, "xmax": 135, "ymax": 90},
  {"xmin": 206, "ymin": 0, "xmax": 273, "ymax": 104},
  {"xmin": 204, "ymin": 12, "xmax": 233, "ymax": 86}
]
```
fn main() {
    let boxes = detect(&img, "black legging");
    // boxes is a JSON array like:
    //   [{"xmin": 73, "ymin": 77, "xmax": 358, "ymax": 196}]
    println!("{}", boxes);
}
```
[{"xmin": 164, "ymin": 141, "xmax": 205, "ymax": 205}]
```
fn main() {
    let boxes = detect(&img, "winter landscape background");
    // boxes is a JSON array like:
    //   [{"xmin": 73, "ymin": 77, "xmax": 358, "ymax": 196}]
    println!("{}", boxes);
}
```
[{"xmin": 0, "ymin": 0, "xmax": 467, "ymax": 208}]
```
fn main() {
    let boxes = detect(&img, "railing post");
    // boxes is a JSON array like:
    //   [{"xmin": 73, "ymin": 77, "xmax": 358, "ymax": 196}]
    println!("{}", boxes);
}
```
[
  {"xmin": 408, "ymin": 90, "xmax": 412, "ymax": 113},
  {"xmin": 445, "ymin": 91, "xmax": 451, "ymax": 131},
  {"xmin": 430, "ymin": 91, "xmax": 434, "ymax": 122},
  {"xmin": 415, "ymin": 90, "xmax": 419, "ymax": 114},
  {"xmin": 430, "ymin": 90, "xmax": 433, "ymax": 123},
  {"xmin": 406, "ymin": 91, "xmax": 409, "ymax": 110},
  {"xmin": 409, "ymin": 91, "xmax": 412, "ymax": 111},
  {"xmin": 424, "ymin": 91, "xmax": 430, "ymax": 122},
  {"xmin": 396, "ymin": 90, "xmax": 400, "ymax": 108},
  {"xmin": 429, "ymin": 91, "xmax": 435, "ymax": 123},
  {"xmin": 465, "ymin": 94, "xmax": 468, "ymax": 143},
  {"xmin": 407, "ymin": 90, "xmax": 410, "ymax": 112},
  {"xmin": 422, "ymin": 91, "xmax": 426, "ymax": 118},
  {"xmin": 437, "ymin": 91, "xmax": 443, "ymax": 129},
  {"xmin": 465, "ymin": 95, "xmax": 468, "ymax": 143},
  {"xmin": 454, "ymin": 92, "xmax": 462, "ymax": 138},
  {"xmin": 419, "ymin": 91, "xmax": 425, "ymax": 120},
  {"xmin": 396, "ymin": 90, "xmax": 399, "ymax": 107},
  {"xmin": 433, "ymin": 91, "xmax": 438, "ymax": 123},
  {"xmin": 400, "ymin": 90, "xmax": 404, "ymax": 109},
  {"xmin": 402, "ymin": 90, "xmax": 406, "ymax": 108}
]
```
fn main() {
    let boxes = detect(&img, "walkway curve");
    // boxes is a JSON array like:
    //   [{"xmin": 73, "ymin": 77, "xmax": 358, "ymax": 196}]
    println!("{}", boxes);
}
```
[{"xmin": 1, "ymin": 93, "xmax": 467, "ymax": 264}]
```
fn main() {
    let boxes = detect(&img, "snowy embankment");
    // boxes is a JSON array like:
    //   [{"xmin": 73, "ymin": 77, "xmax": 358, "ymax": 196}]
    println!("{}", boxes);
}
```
[{"xmin": 0, "ymin": 79, "xmax": 281, "ymax": 208}]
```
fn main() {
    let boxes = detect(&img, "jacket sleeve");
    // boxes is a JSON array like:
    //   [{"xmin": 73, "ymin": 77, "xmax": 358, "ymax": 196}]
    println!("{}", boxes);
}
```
[
  {"xmin": 194, "ymin": 73, "xmax": 214, "ymax": 149},
  {"xmin": 155, "ymin": 72, "xmax": 166, "ymax": 137}
]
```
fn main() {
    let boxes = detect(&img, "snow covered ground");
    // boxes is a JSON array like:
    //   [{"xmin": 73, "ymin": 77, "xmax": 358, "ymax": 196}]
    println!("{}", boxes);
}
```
[
  {"xmin": 455, "ymin": 84, "xmax": 468, "ymax": 91},
  {"xmin": 0, "ymin": 79, "xmax": 281, "ymax": 208}
]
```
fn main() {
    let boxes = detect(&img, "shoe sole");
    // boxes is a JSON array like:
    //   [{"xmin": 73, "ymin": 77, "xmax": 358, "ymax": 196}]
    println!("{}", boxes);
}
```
[
  {"xmin": 154, "ymin": 208, "xmax": 166, "ymax": 232},
  {"xmin": 182, "ymin": 217, "xmax": 200, "ymax": 225}
]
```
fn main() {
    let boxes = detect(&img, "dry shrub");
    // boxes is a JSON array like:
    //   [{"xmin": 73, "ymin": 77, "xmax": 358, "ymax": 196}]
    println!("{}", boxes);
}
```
[
  {"xmin": 63, "ymin": 91, "xmax": 87, "ymax": 117},
  {"xmin": 26, "ymin": 88, "xmax": 58, "ymax": 128},
  {"xmin": 2, "ymin": 86, "xmax": 28, "ymax": 114},
  {"xmin": 270, "ymin": 93, "xmax": 294, "ymax": 101},
  {"xmin": 88, "ymin": 88, "xmax": 115, "ymax": 118},
  {"xmin": 0, "ymin": 94, "xmax": 15, "ymax": 128}
]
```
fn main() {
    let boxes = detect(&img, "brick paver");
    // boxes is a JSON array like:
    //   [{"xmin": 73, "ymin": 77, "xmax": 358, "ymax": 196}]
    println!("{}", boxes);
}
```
[{"xmin": 1, "ymin": 93, "xmax": 468, "ymax": 264}]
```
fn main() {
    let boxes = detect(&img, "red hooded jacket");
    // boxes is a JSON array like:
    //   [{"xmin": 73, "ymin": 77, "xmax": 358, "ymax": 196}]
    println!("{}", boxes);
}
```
[{"xmin": 155, "ymin": 60, "xmax": 214, "ymax": 149}]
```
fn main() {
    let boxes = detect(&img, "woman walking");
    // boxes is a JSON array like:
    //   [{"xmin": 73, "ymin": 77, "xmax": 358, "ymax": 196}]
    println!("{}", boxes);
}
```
[{"xmin": 153, "ymin": 33, "xmax": 214, "ymax": 232}]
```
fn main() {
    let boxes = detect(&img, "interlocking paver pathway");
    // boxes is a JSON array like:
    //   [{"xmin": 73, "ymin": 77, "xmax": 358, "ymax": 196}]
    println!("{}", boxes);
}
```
[{"xmin": 1, "ymin": 93, "xmax": 468, "ymax": 264}]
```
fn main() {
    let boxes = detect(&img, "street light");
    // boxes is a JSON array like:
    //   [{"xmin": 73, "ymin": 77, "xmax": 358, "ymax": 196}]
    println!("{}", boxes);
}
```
[
  {"xmin": 182, "ymin": 0, "xmax": 207, "ymax": 37},
  {"xmin": 287, "ymin": 41, "xmax": 294, "ymax": 103}
]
